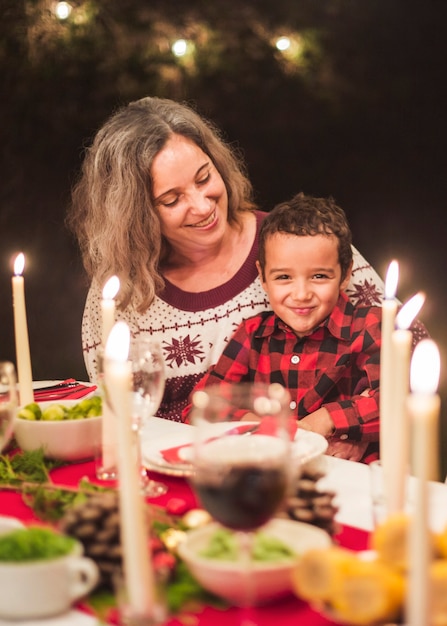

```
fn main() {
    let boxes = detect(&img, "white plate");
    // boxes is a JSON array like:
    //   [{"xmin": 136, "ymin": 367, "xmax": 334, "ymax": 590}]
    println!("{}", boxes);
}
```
[
  {"xmin": 142, "ymin": 425, "xmax": 328, "ymax": 478},
  {"xmin": 293, "ymin": 429, "xmax": 328, "ymax": 464}
]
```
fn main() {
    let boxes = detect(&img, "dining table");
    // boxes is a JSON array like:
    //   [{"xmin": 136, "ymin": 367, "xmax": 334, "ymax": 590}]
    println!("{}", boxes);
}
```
[{"xmin": 1, "ymin": 414, "xmax": 447, "ymax": 626}]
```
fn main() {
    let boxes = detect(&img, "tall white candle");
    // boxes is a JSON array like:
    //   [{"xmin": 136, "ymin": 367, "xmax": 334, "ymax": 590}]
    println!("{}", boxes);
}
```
[
  {"xmin": 379, "ymin": 260, "xmax": 398, "ymax": 509},
  {"xmin": 406, "ymin": 338, "xmax": 440, "ymax": 626},
  {"xmin": 387, "ymin": 291, "xmax": 425, "ymax": 513},
  {"xmin": 100, "ymin": 276, "xmax": 120, "ymax": 473},
  {"xmin": 104, "ymin": 321, "xmax": 154, "ymax": 617},
  {"xmin": 101, "ymin": 275, "xmax": 120, "ymax": 347},
  {"xmin": 12, "ymin": 253, "xmax": 33, "ymax": 406}
]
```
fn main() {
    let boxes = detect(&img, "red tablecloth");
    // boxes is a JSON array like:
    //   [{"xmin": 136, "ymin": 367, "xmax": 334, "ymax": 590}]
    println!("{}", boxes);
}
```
[{"xmin": 0, "ymin": 461, "xmax": 370, "ymax": 625}]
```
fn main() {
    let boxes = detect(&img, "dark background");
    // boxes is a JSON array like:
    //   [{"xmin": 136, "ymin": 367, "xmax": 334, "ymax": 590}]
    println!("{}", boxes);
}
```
[{"xmin": 1, "ymin": 1, "xmax": 447, "ymax": 472}]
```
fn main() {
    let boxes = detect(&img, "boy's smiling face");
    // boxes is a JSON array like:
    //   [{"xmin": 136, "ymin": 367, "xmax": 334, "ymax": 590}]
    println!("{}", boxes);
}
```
[{"xmin": 257, "ymin": 231, "xmax": 352, "ymax": 337}]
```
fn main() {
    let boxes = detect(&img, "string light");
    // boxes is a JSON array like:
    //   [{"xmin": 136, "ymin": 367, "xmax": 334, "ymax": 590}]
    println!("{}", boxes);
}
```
[
  {"xmin": 276, "ymin": 37, "xmax": 291, "ymax": 52},
  {"xmin": 171, "ymin": 39, "xmax": 188, "ymax": 57},
  {"xmin": 54, "ymin": 2, "xmax": 72, "ymax": 20}
]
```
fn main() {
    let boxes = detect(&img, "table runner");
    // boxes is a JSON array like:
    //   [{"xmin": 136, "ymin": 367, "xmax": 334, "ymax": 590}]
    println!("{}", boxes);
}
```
[{"xmin": 0, "ymin": 460, "xmax": 369, "ymax": 625}]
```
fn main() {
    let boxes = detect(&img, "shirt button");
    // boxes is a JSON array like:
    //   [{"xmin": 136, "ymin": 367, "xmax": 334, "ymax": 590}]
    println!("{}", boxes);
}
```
[
  {"xmin": 340, "ymin": 434, "xmax": 348, "ymax": 440},
  {"xmin": 290, "ymin": 401, "xmax": 297, "ymax": 410},
  {"xmin": 291, "ymin": 355, "xmax": 300, "ymax": 364}
]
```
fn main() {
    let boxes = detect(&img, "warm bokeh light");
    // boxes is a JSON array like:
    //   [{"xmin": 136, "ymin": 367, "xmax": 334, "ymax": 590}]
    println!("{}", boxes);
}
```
[
  {"xmin": 172, "ymin": 39, "xmax": 188, "ymax": 57},
  {"xmin": 276, "ymin": 37, "xmax": 291, "ymax": 52},
  {"xmin": 54, "ymin": 1, "xmax": 72, "ymax": 20}
]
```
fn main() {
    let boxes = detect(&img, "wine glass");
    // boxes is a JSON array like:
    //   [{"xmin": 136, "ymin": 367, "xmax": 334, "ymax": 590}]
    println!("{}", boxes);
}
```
[
  {"xmin": 129, "ymin": 338, "xmax": 168, "ymax": 498},
  {"xmin": 190, "ymin": 382, "xmax": 292, "ymax": 608},
  {"xmin": 0, "ymin": 362, "xmax": 18, "ymax": 452}
]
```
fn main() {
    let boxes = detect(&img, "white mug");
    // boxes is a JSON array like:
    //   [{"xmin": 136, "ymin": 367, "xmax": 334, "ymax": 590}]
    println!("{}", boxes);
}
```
[{"xmin": 0, "ymin": 540, "xmax": 99, "ymax": 619}]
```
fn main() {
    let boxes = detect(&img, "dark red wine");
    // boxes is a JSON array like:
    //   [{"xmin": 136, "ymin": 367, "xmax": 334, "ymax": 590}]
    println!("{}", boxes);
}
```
[{"xmin": 194, "ymin": 463, "xmax": 288, "ymax": 531}]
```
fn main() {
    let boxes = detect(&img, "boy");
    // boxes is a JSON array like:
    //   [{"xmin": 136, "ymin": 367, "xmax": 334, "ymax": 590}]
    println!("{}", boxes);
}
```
[{"xmin": 185, "ymin": 193, "xmax": 383, "ymax": 462}]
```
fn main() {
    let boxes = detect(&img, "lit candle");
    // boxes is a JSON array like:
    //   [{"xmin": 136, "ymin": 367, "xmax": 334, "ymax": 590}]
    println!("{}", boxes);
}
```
[
  {"xmin": 12, "ymin": 253, "xmax": 34, "ymax": 405},
  {"xmin": 406, "ymin": 338, "xmax": 440, "ymax": 626},
  {"xmin": 104, "ymin": 321, "xmax": 154, "ymax": 617},
  {"xmin": 101, "ymin": 275, "xmax": 120, "ymax": 347},
  {"xmin": 387, "ymin": 291, "xmax": 425, "ymax": 513},
  {"xmin": 379, "ymin": 260, "xmax": 399, "ymax": 504}
]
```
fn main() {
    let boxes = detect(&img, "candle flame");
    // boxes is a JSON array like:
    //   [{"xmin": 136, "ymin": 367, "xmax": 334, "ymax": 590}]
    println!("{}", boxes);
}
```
[
  {"xmin": 410, "ymin": 338, "xmax": 440, "ymax": 394},
  {"xmin": 105, "ymin": 321, "xmax": 130, "ymax": 361},
  {"xmin": 395, "ymin": 292, "xmax": 425, "ymax": 330},
  {"xmin": 102, "ymin": 275, "xmax": 120, "ymax": 300},
  {"xmin": 384, "ymin": 260, "xmax": 399, "ymax": 299},
  {"xmin": 13, "ymin": 253, "xmax": 25, "ymax": 276}
]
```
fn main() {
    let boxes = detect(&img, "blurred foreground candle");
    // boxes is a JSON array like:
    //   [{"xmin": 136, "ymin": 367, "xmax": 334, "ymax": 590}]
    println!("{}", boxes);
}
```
[
  {"xmin": 98, "ymin": 276, "xmax": 121, "ymax": 479},
  {"xmin": 406, "ymin": 338, "xmax": 440, "ymax": 626},
  {"xmin": 387, "ymin": 291, "xmax": 425, "ymax": 513},
  {"xmin": 101, "ymin": 275, "xmax": 120, "ymax": 347},
  {"xmin": 12, "ymin": 253, "xmax": 33, "ymax": 405},
  {"xmin": 379, "ymin": 260, "xmax": 398, "ymax": 507},
  {"xmin": 104, "ymin": 321, "xmax": 155, "ymax": 618}
]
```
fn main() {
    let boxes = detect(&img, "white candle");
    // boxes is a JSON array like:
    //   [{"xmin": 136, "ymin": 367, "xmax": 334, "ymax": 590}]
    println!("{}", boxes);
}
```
[
  {"xmin": 100, "ymin": 276, "xmax": 120, "ymax": 473},
  {"xmin": 406, "ymin": 339, "xmax": 440, "ymax": 626},
  {"xmin": 379, "ymin": 260, "xmax": 398, "ymax": 508},
  {"xmin": 387, "ymin": 291, "xmax": 425, "ymax": 513},
  {"xmin": 104, "ymin": 321, "xmax": 154, "ymax": 617},
  {"xmin": 101, "ymin": 275, "xmax": 120, "ymax": 347},
  {"xmin": 12, "ymin": 253, "xmax": 34, "ymax": 406}
]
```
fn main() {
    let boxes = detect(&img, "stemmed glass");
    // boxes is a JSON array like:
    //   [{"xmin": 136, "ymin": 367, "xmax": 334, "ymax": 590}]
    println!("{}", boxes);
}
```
[
  {"xmin": 129, "ymin": 338, "xmax": 168, "ymax": 498},
  {"xmin": 190, "ymin": 382, "xmax": 292, "ymax": 609},
  {"xmin": 0, "ymin": 362, "xmax": 17, "ymax": 453}
]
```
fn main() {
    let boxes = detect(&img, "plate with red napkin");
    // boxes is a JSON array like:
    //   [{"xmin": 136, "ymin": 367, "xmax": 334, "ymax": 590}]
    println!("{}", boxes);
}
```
[{"xmin": 141, "ymin": 423, "xmax": 328, "ymax": 478}]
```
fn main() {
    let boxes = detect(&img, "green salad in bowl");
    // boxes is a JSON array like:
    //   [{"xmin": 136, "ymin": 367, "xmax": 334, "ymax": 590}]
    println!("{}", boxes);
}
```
[{"xmin": 14, "ymin": 397, "xmax": 103, "ymax": 461}]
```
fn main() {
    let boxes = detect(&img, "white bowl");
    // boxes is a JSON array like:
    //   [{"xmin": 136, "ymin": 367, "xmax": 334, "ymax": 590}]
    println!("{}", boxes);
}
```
[
  {"xmin": 177, "ymin": 518, "xmax": 332, "ymax": 606},
  {"xmin": 14, "ymin": 400, "xmax": 102, "ymax": 461},
  {"xmin": 0, "ymin": 531, "xmax": 99, "ymax": 620},
  {"xmin": 0, "ymin": 515, "xmax": 24, "ymax": 535}
]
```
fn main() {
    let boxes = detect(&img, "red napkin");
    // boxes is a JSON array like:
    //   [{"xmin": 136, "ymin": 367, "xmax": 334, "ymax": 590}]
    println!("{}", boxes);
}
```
[
  {"xmin": 160, "ymin": 423, "xmax": 262, "ymax": 465},
  {"xmin": 33, "ymin": 380, "xmax": 97, "ymax": 402},
  {"xmin": 160, "ymin": 443, "xmax": 193, "ymax": 465}
]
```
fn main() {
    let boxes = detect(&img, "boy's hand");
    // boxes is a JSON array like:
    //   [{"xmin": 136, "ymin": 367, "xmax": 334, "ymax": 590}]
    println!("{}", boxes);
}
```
[
  {"xmin": 326, "ymin": 439, "xmax": 369, "ymax": 462},
  {"xmin": 298, "ymin": 407, "xmax": 335, "ymax": 439}
]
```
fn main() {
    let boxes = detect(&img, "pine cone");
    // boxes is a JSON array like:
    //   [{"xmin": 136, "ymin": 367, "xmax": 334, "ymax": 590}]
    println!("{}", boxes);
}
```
[
  {"xmin": 59, "ymin": 491, "xmax": 123, "ymax": 589},
  {"xmin": 279, "ymin": 464, "xmax": 340, "ymax": 536}
]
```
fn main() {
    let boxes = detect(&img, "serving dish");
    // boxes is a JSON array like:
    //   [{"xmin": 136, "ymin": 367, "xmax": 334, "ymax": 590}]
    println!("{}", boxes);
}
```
[
  {"xmin": 177, "ymin": 518, "xmax": 332, "ymax": 605},
  {"xmin": 14, "ymin": 399, "xmax": 102, "ymax": 461}
]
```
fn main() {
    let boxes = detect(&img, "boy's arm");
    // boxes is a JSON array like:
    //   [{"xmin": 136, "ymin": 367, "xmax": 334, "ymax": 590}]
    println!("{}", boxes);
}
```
[
  {"xmin": 299, "ymin": 392, "xmax": 377, "ymax": 462},
  {"xmin": 299, "ymin": 307, "xmax": 382, "ymax": 442},
  {"xmin": 298, "ymin": 309, "xmax": 429, "ymax": 455}
]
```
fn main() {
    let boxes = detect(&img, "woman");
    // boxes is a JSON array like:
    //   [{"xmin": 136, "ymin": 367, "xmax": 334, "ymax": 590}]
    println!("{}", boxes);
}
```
[{"xmin": 67, "ymin": 96, "xmax": 385, "ymax": 422}]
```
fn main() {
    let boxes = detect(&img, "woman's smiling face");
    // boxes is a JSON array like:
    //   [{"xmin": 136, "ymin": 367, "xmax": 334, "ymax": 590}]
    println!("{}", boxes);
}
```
[
  {"xmin": 151, "ymin": 134, "xmax": 229, "ymax": 253},
  {"xmin": 258, "ymin": 231, "xmax": 351, "ymax": 337}
]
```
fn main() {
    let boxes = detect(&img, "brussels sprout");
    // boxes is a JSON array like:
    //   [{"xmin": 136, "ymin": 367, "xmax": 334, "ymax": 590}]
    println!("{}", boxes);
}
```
[
  {"xmin": 18, "ymin": 396, "xmax": 102, "ymax": 421},
  {"xmin": 17, "ymin": 402, "xmax": 42, "ymax": 421},
  {"xmin": 41, "ymin": 404, "xmax": 66, "ymax": 421}
]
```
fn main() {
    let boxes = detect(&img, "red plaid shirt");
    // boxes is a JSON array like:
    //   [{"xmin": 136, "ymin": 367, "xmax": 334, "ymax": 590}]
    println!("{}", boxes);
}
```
[{"xmin": 189, "ymin": 293, "xmax": 382, "ymax": 457}]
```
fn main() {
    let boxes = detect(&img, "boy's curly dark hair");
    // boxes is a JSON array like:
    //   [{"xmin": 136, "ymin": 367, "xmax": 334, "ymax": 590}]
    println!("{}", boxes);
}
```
[{"xmin": 258, "ymin": 192, "xmax": 353, "ymax": 281}]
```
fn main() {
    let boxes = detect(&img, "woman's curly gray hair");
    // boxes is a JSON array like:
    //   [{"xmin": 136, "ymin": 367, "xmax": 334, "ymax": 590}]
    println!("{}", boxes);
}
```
[{"xmin": 67, "ymin": 96, "xmax": 256, "ymax": 312}]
